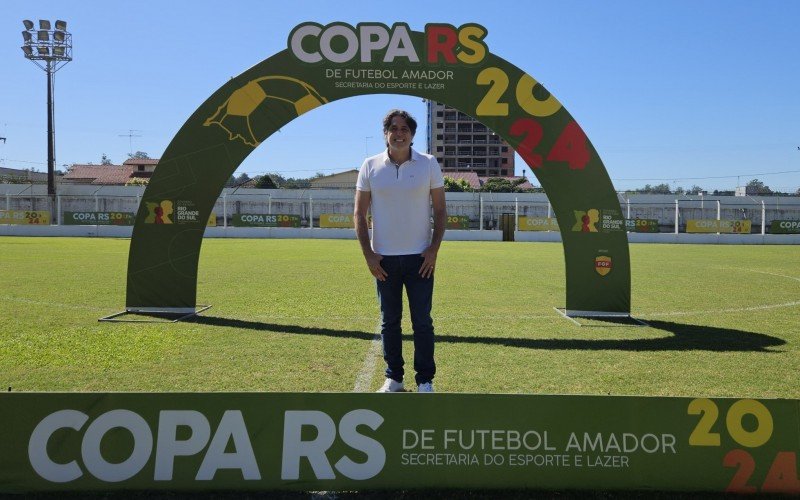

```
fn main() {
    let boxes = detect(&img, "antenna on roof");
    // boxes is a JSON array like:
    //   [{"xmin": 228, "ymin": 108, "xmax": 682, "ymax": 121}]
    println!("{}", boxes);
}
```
[{"xmin": 118, "ymin": 129, "xmax": 142, "ymax": 155}]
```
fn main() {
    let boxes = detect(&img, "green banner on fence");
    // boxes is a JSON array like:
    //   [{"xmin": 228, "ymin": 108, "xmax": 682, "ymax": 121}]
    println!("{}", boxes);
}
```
[
  {"xmin": 0, "ymin": 393, "xmax": 798, "ymax": 494},
  {"xmin": 625, "ymin": 218, "xmax": 660, "ymax": 233},
  {"xmin": 232, "ymin": 214, "xmax": 301, "ymax": 228},
  {"xmin": 63, "ymin": 212, "xmax": 135, "ymax": 226},
  {"xmin": 770, "ymin": 220, "xmax": 800, "ymax": 234}
]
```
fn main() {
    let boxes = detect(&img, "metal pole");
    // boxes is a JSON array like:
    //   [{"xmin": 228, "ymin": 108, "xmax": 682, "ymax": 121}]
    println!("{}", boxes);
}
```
[
  {"xmin": 547, "ymin": 201, "xmax": 552, "ymax": 218},
  {"xmin": 268, "ymin": 194, "xmax": 272, "ymax": 215},
  {"xmin": 46, "ymin": 61, "xmax": 55, "ymax": 198},
  {"xmin": 514, "ymin": 197, "xmax": 519, "ymax": 232},
  {"xmin": 223, "ymin": 193, "xmax": 227, "ymax": 228},
  {"xmin": 674, "ymin": 200, "xmax": 679, "ymax": 234},
  {"xmin": 56, "ymin": 194, "xmax": 61, "ymax": 225},
  {"xmin": 761, "ymin": 200, "xmax": 765, "ymax": 235},
  {"xmin": 716, "ymin": 199, "xmax": 721, "ymax": 235},
  {"xmin": 626, "ymin": 198, "xmax": 631, "ymax": 219},
  {"xmin": 309, "ymin": 197, "xmax": 313, "ymax": 229},
  {"xmin": 479, "ymin": 195, "xmax": 484, "ymax": 231}
]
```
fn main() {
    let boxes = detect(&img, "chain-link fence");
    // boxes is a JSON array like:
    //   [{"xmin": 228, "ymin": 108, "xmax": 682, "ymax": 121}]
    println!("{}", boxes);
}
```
[{"xmin": 1, "ymin": 189, "xmax": 799, "ymax": 234}]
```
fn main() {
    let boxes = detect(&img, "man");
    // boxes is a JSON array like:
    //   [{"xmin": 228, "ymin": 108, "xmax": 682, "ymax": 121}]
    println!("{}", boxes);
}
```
[{"xmin": 354, "ymin": 109, "xmax": 446, "ymax": 393}]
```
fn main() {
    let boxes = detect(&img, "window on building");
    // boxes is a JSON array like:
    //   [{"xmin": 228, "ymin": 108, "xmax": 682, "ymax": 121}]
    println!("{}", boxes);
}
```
[
  {"xmin": 436, "ymin": 146, "xmax": 443, "ymax": 152},
  {"xmin": 436, "ymin": 111, "xmax": 443, "ymax": 117},
  {"xmin": 437, "ymin": 134, "xmax": 443, "ymax": 140},
  {"xmin": 501, "ymin": 146, "xmax": 508, "ymax": 152},
  {"xmin": 502, "ymin": 158, "xmax": 508, "ymax": 164},
  {"xmin": 436, "ymin": 123, "xmax": 443, "ymax": 129}
]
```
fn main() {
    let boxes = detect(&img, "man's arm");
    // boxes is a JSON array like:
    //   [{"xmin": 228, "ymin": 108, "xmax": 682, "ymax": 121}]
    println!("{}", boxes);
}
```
[
  {"xmin": 420, "ymin": 187, "xmax": 446, "ymax": 278},
  {"xmin": 354, "ymin": 189, "xmax": 387, "ymax": 281}
]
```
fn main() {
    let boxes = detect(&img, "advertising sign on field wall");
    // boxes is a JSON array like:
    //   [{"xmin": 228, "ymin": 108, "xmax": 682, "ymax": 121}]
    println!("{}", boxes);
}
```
[
  {"xmin": 0, "ymin": 210, "xmax": 50, "ymax": 225},
  {"xmin": 770, "ymin": 220, "xmax": 800, "ymax": 234},
  {"xmin": 686, "ymin": 220, "xmax": 751, "ymax": 234},
  {"xmin": 63, "ymin": 212, "xmax": 135, "ymax": 226},
  {"xmin": 0, "ymin": 393, "xmax": 797, "ymax": 494}
]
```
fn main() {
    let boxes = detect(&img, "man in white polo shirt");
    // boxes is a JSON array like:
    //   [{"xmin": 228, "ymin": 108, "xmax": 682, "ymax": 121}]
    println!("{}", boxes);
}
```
[{"xmin": 354, "ymin": 109, "xmax": 446, "ymax": 393}]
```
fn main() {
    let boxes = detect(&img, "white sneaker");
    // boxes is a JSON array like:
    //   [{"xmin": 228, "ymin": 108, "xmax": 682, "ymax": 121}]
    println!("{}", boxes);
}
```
[
  {"xmin": 376, "ymin": 378, "xmax": 404, "ymax": 392},
  {"xmin": 417, "ymin": 382, "xmax": 434, "ymax": 393}
]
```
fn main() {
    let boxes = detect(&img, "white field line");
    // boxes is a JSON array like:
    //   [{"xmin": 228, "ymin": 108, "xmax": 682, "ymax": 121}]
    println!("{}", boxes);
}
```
[
  {"xmin": 0, "ymin": 296, "xmax": 107, "ymax": 311},
  {"xmin": 642, "ymin": 268, "xmax": 799, "ymax": 318},
  {"xmin": 353, "ymin": 323, "xmax": 382, "ymax": 393}
]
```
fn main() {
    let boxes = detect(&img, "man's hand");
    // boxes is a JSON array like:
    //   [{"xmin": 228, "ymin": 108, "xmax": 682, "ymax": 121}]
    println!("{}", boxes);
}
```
[
  {"xmin": 419, "ymin": 246, "xmax": 437, "ymax": 278},
  {"xmin": 365, "ymin": 250, "xmax": 388, "ymax": 281}
]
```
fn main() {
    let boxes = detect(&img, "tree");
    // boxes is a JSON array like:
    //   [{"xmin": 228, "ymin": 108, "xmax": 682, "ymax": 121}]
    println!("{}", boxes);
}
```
[
  {"xmin": 127, "ymin": 151, "xmax": 150, "ymax": 160},
  {"xmin": 746, "ymin": 178, "xmax": 772, "ymax": 195},
  {"xmin": 637, "ymin": 183, "xmax": 672, "ymax": 194},
  {"xmin": 443, "ymin": 176, "xmax": 473, "ymax": 192},
  {"xmin": 480, "ymin": 178, "xmax": 514, "ymax": 193},
  {"xmin": 686, "ymin": 185, "xmax": 704, "ymax": 195},
  {"xmin": 254, "ymin": 175, "xmax": 277, "ymax": 189},
  {"xmin": 101, "ymin": 154, "xmax": 113, "ymax": 165},
  {"xmin": 234, "ymin": 172, "xmax": 251, "ymax": 185}
]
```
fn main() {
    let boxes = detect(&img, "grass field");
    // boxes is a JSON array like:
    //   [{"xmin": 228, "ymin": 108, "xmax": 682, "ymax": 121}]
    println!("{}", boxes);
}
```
[{"xmin": 0, "ymin": 237, "xmax": 798, "ymax": 399}]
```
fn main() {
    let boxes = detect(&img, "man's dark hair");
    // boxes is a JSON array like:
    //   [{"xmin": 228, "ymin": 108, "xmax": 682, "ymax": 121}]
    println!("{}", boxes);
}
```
[{"xmin": 382, "ymin": 109, "xmax": 417, "ymax": 135}]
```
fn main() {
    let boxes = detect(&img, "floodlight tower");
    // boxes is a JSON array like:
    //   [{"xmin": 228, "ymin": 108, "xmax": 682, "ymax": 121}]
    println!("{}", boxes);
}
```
[{"xmin": 20, "ymin": 19, "xmax": 72, "ymax": 197}]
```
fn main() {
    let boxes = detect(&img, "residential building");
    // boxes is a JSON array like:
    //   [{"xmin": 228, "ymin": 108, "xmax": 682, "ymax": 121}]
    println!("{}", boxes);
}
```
[
  {"xmin": 309, "ymin": 169, "xmax": 359, "ymax": 189},
  {"xmin": 62, "ymin": 158, "xmax": 158, "ymax": 185},
  {"xmin": 426, "ymin": 100, "xmax": 515, "ymax": 177}
]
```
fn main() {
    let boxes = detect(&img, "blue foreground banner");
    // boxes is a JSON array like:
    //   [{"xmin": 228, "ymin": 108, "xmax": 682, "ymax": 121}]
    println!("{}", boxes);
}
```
[{"xmin": 0, "ymin": 393, "xmax": 798, "ymax": 494}]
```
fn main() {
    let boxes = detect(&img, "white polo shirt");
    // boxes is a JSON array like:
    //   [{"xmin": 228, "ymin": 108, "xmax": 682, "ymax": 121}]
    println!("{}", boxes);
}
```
[{"xmin": 356, "ymin": 148, "xmax": 444, "ymax": 255}]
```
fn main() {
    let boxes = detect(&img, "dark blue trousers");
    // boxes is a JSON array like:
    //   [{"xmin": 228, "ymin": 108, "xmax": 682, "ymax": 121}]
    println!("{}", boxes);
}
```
[{"xmin": 376, "ymin": 254, "xmax": 435, "ymax": 385}]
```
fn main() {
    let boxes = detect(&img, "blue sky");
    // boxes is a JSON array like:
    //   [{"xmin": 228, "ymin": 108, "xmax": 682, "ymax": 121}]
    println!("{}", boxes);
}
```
[{"xmin": 1, "ymin": 0, "xmax": 799, "ymax": 192}]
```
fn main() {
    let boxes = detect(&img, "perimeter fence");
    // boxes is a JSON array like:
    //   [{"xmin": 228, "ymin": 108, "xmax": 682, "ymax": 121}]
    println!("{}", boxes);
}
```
[{"xmin": 2, "ymin": 189, "xmax": 800, "ymax": 234}]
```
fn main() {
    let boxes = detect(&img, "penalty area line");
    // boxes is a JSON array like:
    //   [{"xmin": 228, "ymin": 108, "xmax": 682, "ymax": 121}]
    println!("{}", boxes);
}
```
[{"xmin": 353, "ymin": 323, "xmax": 382, "ymax": 393}]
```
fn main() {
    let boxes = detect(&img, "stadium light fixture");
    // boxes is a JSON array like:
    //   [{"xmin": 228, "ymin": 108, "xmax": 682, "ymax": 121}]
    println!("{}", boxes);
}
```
[{"xmin": 20, "ymin": 18, "xmax": 73, "ymax": 198}]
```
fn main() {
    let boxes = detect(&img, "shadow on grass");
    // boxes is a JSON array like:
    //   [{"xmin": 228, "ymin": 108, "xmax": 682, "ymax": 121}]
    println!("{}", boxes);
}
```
[{"xmin": 189, "ymin": 316, "xmax": 784, "ymax": 353}]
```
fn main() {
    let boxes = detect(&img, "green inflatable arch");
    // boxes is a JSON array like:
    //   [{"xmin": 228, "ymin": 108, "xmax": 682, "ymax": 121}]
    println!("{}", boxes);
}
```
[{"xmin": 125, "ymin": 22, "xmax": 630, "ymax": 317}]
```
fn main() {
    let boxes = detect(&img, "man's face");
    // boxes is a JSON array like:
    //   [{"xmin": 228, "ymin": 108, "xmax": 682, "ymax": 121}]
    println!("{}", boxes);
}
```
[{"xmin": 385, "ymin": 115, "xmax": 414, "ymax": 156}]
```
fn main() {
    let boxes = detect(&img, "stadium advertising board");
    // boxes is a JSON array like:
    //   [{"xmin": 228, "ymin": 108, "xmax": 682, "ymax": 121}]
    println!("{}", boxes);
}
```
[
  {"xmin": 320, "ymin": 214, "xmax": 354, "ymax": 228},
  {"xmin": 625, "ymin": 218, "xmax": 660, "ymax": 233},
  {"xmin": 126, "ymin": 21, "xmax": 631, "ymax": 316},
  {"xmin": 232, "ymin": 214, "xmax": 301, "ymax": 228},
  {"xmin": 445, "ymin": 215, "xmax": 470, "ymax": 229},
  {"xmin": 686, "ymin": 220, "xmax": 752, "ymax": 234},
  {"xmin": 63, "ymin": 212, "xmax": 135, "ymax": 226},
  {"xmin": 770, "ymin": 220, "xmax": 800, "ymax": 234},
  {"xmin": 0, "ymin": 210, "xmax": 50, "ymax": 225},
  {"xmin": 1, "ymin": 393, "xmax": 798, "ymax": 494},
  {"xmin": 518, "ymin": 216, "xmax": 558, "ymax": 231}
]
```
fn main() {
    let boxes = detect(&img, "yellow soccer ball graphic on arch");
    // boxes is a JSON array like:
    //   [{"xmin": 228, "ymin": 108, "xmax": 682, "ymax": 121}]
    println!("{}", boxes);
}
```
[{"xmin": 204, "ymin": 76, "xmax": 328, "ymax": 147}]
